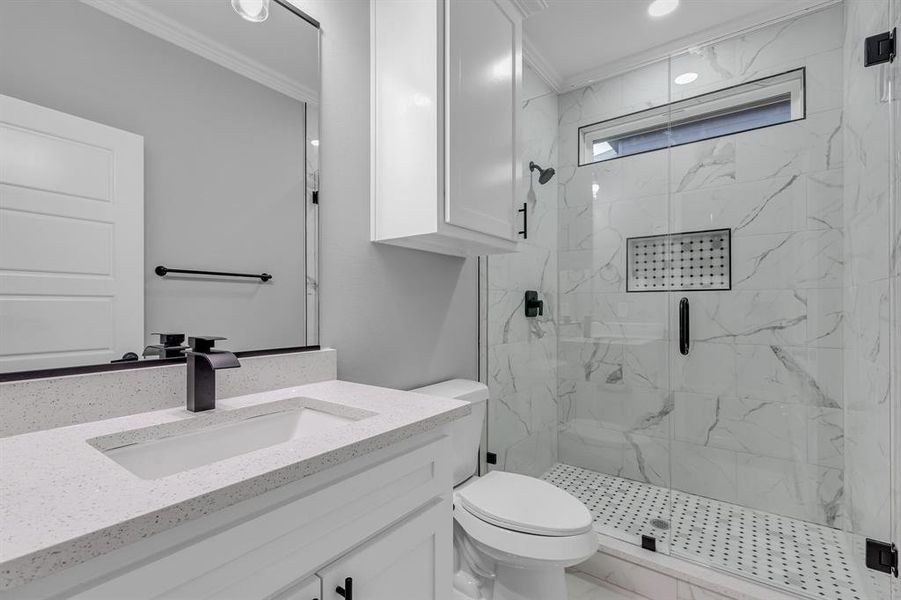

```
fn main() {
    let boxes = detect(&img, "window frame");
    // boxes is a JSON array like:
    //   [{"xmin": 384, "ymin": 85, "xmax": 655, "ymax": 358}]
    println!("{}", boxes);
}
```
[{"xmin": 577, "ymin": 67, "xmax": 806, "ymax": 167}]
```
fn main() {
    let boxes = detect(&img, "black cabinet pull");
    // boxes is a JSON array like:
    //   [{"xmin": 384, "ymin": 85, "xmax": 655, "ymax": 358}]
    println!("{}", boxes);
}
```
[
  {"xmin": 518, "ymin": 202, "xmax": 528, "ymax": 239},
  {"xmin": 335, "ymin": 577, "xmax": 352, "ymax": 599},
  {"xmin": 679, "ymin": 297, "xmax": 690, "ymax": 356}
]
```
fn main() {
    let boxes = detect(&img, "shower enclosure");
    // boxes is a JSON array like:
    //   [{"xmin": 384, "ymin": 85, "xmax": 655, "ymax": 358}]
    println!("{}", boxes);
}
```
[{"xmin": 483, "ymin": 1, "xmax": 899, "ymax": 599}]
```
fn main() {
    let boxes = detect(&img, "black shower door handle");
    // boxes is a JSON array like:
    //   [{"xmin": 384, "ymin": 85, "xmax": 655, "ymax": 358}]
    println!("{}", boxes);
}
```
[{"xmin": 679, "ymin": 297, "xmax": 690, "ymax": 356}]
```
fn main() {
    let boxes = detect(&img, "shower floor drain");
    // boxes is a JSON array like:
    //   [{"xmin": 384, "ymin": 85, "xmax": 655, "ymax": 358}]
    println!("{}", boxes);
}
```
[{"xmin": 543, "ymin": 463, "xmax": 890, "ymax": 600}]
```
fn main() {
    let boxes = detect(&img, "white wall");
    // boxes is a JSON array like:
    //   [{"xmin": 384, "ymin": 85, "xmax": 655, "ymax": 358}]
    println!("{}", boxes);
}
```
[
  {"xmin": 296, "ymin": 0, "xmax": 478, "ymax": 389},
  {"xmin": 0, "ymin": 0, "xmax": 307, "ymax": 353}
]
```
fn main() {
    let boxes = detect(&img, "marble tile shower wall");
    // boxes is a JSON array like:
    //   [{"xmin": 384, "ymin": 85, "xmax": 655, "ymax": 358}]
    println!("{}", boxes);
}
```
[
  {"xmin": 556, "ymin": 5, "xmax": 850, "ymax": 527},
  {"xmin": 484, "ymin": 66, "xmax": 559, "ymax": 477}
]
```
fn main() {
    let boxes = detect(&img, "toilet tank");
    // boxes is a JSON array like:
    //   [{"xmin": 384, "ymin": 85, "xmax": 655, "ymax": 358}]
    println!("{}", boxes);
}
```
[{"xmin": 411, "ymin": 379, "xmax": 487, "ymax": 486}]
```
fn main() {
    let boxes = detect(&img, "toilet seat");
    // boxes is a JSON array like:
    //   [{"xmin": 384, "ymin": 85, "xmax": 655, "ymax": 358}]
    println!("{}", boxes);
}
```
[
  {"xmin": 453, "ymin": 503, "xmax": 597, "ymax": 566},
  {"xmin": 456, "ymin": 471, "xmax": 592, "ymax": 536}
]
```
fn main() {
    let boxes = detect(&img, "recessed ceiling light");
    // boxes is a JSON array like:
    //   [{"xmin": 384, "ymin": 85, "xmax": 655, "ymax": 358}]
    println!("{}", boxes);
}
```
[
  {"xmin": 647, "ymin": 0, "xmax": 679, "ymax": 17},
  {"xmin": 674, "ymin": 72, "xmax": 699, "ymax": 85}
]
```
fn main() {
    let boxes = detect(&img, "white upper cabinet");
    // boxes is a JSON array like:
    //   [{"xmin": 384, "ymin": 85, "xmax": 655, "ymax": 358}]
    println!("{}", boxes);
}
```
[{"xmin": 371, "ymin": 0, "xmax": 523, "ymax": 257}]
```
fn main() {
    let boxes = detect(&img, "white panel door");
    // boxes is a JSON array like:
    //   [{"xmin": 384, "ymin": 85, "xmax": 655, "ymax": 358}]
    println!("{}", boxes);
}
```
[
  {"xmin": 445, "ymin": 0, "xmax": 520, "ymax": 241},
  {"xmin": 0, "ymin": 94, "xmax": 143, "ymax": 371},
  {"xmin": 317, "ymin": 499, "xmax": 452, "ymax": 600}
]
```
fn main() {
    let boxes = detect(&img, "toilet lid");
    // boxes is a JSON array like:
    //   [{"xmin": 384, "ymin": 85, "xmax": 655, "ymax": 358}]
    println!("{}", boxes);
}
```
[{"xmin": 456, "ymin": 471, "xmax": 592, "ymax": 537}]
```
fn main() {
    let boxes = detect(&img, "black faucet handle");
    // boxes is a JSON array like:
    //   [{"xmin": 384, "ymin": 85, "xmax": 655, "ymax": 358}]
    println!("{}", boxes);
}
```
[
  {"xmin": 188, "ymin": 336, "xmax": 227, "ymax": 353},
  {"xmin": 151, "ymin": 332, "xmax": 185, "ymax": 347}
]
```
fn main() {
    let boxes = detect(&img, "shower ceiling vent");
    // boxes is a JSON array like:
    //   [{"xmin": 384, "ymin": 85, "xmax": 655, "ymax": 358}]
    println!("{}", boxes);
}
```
[{"xmin": 627, "ymin": 228, "xmax": 731, "ymax": 292}]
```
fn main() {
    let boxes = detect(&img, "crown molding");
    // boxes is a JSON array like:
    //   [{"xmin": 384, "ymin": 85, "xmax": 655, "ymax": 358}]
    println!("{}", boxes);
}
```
[
  {"xmin": 509, "ymin": 0, "xmax": 549, "ymax": 20},
  {"xmin": 559, "ymin": 0, "xmax": 839, "ymax": 91},
  {"xmin": 80, "ymin": 0, "xmax": 318, "ymax": 105},
  {"xmin": 523, "ymin": 34, "xmax": 563, "ymax": 94}
]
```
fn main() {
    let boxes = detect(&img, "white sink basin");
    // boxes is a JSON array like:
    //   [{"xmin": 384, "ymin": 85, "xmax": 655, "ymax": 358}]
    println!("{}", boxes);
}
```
[{"xmin": 90, "ymin": 399, "xmax": 369, "ymax": 479}]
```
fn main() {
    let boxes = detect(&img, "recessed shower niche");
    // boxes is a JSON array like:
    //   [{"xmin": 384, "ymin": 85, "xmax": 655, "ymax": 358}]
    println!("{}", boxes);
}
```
[{"xmin": 626, "ymin": 228, "xmax": 731, "ymax": 292}]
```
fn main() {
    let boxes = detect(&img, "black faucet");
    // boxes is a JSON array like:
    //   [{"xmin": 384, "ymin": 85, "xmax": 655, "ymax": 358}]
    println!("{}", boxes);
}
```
[
  {"xmin": 143, "ymin": 332, "xmax": 189, "ymax": 359},
  {"xmin": 185, "ymin": 336, "xmax": 241, "ymax": 412}
]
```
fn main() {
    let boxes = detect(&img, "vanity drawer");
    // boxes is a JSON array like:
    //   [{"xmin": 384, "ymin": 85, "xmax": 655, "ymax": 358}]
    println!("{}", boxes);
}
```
[{"xmin": 68, "ymin": 434, "xmax": 451, "ymax": 600}]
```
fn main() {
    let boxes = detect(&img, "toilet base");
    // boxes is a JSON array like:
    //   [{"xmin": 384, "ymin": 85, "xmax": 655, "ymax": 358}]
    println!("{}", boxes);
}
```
[
  {"xmin": 493, "ymin": 563, "xmax": 566, "ymax": 600},
  {"xmin": 452, "ymin": 527, "xmax": 571, "ymax": 600}
]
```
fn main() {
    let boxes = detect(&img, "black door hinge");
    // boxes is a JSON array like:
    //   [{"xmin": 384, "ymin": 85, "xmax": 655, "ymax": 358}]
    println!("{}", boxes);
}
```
[
  {"xmin": 312, "ymin": 190, "xmax": 319, "ymax": 204},
  {"xmin": 865, "ymin": 28, "xmax": 896, "ymax": 67},
  {"xmin": 641, "ymin": 535, "xmax": 657, "ymax": 552},
  {"xmin": 866, "ymin": 538, "xmax": 898, "ymax": 577},
  {"xmin": 486, "ymin": 452, "xmax": 497, "ymax": 465}
]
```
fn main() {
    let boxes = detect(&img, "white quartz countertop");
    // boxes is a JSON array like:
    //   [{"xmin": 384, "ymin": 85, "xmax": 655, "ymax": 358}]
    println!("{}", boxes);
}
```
[{"xmin": 0, "ymin": 380, "xmax": 470, "ymax": 590}]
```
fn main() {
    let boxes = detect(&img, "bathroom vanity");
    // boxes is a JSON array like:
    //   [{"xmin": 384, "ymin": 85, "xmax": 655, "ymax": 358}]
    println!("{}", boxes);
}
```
[{"xmin": 0, "ymin": 380, "xmax": 469, "ymax": 600}]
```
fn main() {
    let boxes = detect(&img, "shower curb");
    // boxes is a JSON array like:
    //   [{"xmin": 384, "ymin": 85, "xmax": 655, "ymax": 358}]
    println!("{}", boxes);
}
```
[{"xmin": 583, "ymin": 534, "xmax": 805, "ymax": 600}]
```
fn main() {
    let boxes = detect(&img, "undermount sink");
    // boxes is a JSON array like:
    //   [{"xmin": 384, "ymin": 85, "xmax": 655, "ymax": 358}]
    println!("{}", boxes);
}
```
[{"xmin": 89, "ymin": 398, "xmax": 371, "ymax": 479}]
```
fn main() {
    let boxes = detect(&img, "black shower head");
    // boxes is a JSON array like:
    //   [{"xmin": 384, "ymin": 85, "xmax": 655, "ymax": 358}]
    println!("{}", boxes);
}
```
[{"xmin": 529, "ymin": 161, "xmax": 556, "ymax": 185}]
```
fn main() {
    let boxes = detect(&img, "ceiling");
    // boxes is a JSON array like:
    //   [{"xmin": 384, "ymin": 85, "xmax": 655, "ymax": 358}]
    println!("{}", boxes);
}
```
[
  {"xmin": 523, "ymin": 0, "xmax": 833, "ymax": 91},
  {"xmin": 85, "ymin": 0, "xmax": 319, "ymax": 102}
]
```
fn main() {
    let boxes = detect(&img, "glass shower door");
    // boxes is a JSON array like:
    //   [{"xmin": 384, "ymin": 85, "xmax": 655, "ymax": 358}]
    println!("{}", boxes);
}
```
[
  {"xmin": 889, "ymin": 0, "xmax": 900, "ymax": 599},
  {"xmin": 665, "ymin": 3, "xmax": 898, "ymax": 599}
]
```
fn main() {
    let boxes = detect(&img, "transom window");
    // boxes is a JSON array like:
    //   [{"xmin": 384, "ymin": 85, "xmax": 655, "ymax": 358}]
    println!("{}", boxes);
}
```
[{"xmin": 578, "ymin": 68, "xmax": 805, "ymax": 166}]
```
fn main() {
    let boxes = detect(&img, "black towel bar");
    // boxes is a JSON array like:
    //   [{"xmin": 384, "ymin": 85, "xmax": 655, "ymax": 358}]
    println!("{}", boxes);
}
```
[{"xmin": 155, "ymin": 266, "xmax": 272, "ymax": 282}]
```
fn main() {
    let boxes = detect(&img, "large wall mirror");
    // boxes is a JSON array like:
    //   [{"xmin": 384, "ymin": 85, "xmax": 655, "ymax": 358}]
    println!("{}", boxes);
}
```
[{"xmin": 0, "ymin": 0, "xmax": 320, "ymax": 376}]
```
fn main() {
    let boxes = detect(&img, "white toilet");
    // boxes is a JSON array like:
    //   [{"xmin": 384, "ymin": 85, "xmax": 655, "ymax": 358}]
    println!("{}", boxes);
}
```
[{"xmin": 412, "ymin": 379, "xmax": 596, "ymax": 600}]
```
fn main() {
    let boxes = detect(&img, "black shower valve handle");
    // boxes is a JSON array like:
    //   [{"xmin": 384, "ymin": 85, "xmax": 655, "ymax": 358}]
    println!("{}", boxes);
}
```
[{"xmin": 524, "ymin": 290, "xmax": 544, "ymax": 318}]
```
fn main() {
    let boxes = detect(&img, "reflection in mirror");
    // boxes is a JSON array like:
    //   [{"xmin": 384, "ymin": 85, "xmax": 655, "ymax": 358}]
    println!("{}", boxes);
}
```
[{"xmin": 0, "ymin": 0, "xmax": 319, "ymax": 374}]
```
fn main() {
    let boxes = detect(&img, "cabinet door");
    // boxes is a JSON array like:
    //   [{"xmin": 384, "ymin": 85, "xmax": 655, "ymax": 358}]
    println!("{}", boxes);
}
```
[
  {"xmin": 317, "ymin": 499, "xmax": 452, "ymax": 600},
  {"xmin": 272, "ymin": 575, "xmax": 321, "ymax": 600},
  {"xmin": 445, "ymin": 0, "xmax": 521, "ymax": 241}
]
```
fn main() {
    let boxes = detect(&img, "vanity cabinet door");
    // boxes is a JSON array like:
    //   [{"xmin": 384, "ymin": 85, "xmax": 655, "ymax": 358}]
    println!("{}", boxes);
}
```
[{"xmin": 317, "ymin": 499, "xmax": 452, "ymax": 600}]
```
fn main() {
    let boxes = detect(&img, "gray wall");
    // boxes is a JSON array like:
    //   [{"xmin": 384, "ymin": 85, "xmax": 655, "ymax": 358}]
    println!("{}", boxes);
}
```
[
  {"xmin": 0, "ymin": 0, "xmax": 306, "ymax": 353},
  {"xmin": 298, "ymin": 0, "xmax": 479, "ymax": 389}
]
